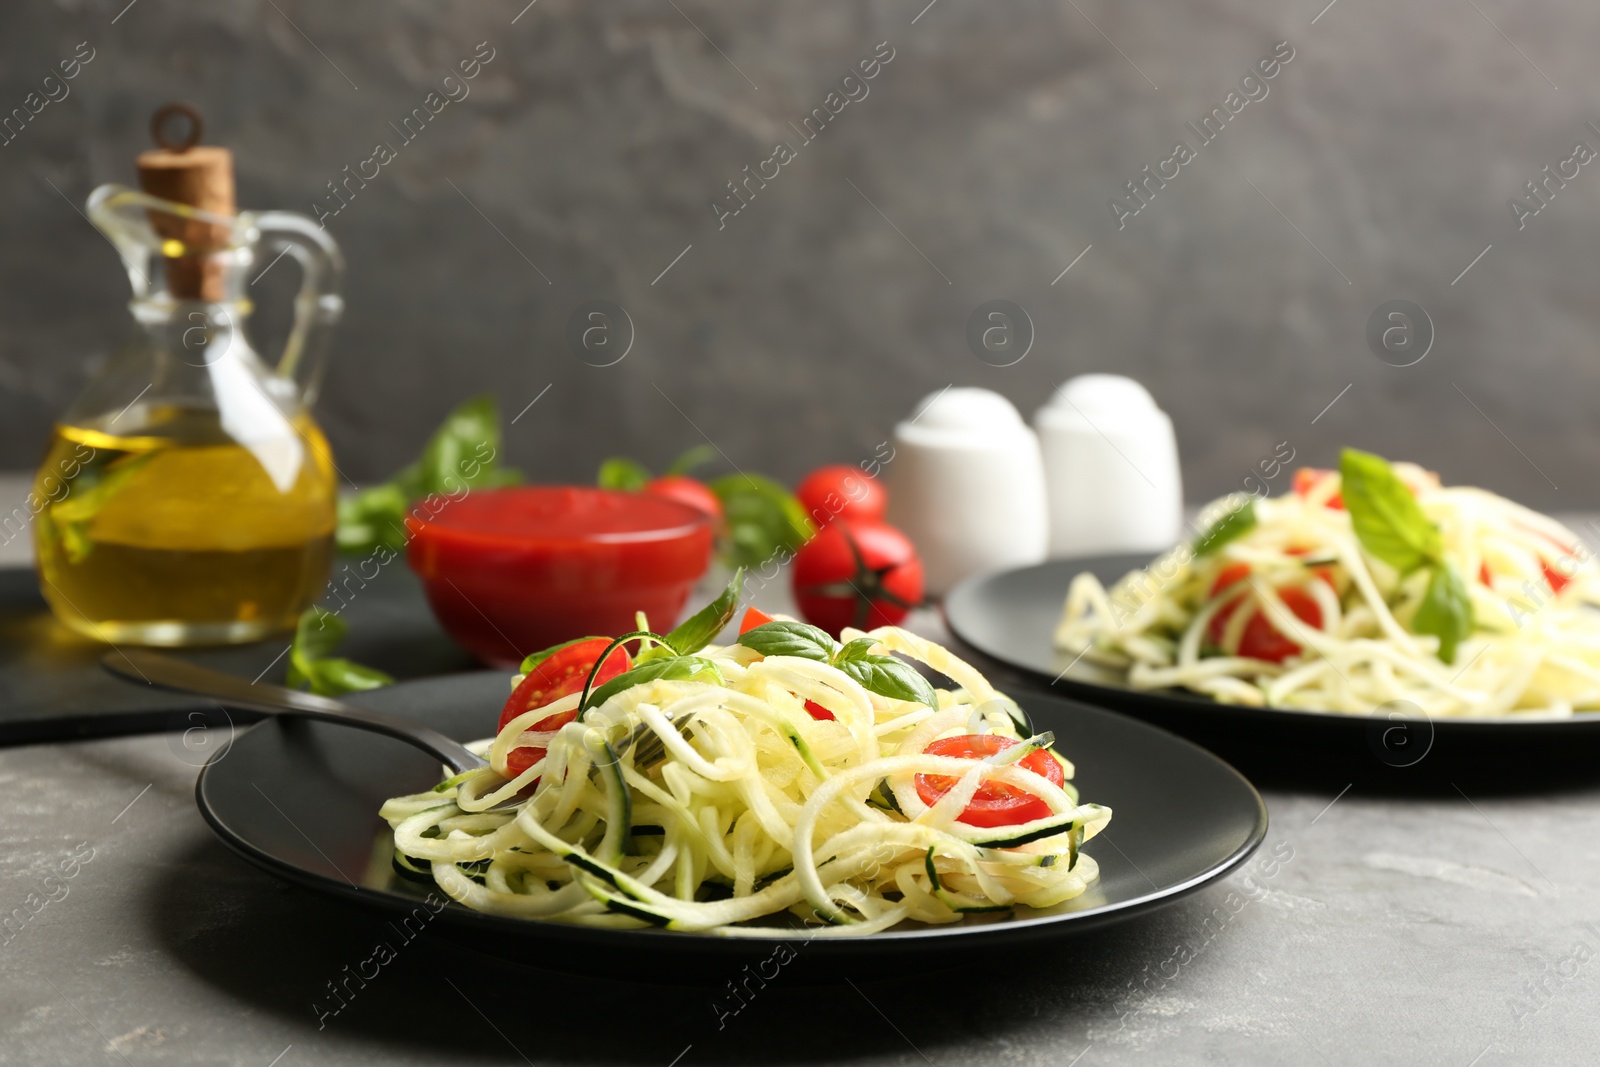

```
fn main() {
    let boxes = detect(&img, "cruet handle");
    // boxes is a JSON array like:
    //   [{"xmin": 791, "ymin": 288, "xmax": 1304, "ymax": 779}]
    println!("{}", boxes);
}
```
[{"xmin": 243, "ymin": 210, "xmax": 345, "ymax": 407}]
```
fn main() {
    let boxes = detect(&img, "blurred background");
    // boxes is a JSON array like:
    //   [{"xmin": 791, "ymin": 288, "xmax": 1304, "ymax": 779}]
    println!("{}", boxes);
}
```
[{"xmin": 1, "ymin": 0, "xmax": 1594, "ymax": 508}]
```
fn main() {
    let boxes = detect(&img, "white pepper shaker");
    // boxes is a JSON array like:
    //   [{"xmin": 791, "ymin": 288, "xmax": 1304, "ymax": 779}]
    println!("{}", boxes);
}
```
[
  {"xmin": 886, "ymin": 388, "xmax": 1048, "ymax": 596},
  {"xmin": 1033, "ymin": 374, "xmax": 1182, "ymax": 557}
]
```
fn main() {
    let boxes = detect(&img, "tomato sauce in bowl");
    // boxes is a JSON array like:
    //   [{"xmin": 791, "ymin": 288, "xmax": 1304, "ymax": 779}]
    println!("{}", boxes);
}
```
[{"xmin": 405, "ymin": 486, "xmax": 715, "ymax": 666}]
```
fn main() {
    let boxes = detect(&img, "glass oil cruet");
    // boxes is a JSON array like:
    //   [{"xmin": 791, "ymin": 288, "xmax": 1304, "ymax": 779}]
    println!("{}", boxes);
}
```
[{"xmin": 33, "ymin": 103, "xmax": 344, "ymax": 646}]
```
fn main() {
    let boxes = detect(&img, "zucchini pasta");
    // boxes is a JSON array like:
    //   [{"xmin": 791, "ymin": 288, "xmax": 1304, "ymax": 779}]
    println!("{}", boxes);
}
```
[
  {"xmin": 381, "ymin": 616, "xmax": 1108, "ymax": 935},
  {"xmin": 1055, "ymin": 452, "xmax": 1600, "ymax": 717}
]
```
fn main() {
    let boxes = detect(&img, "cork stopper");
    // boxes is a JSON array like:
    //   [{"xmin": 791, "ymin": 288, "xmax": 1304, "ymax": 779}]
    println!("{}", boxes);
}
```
[{"xmin": 137, "ymin": 103, "xmax": 235, "ymax": 301}]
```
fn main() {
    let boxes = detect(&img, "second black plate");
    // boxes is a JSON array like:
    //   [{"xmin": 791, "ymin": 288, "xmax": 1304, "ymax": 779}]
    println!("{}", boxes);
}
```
[{"xmin": 944, "ymin": 557, "xmax": 1600, "ymax": 769}]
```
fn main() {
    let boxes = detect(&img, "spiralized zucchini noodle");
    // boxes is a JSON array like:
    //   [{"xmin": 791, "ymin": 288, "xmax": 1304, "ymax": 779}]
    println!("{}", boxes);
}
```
[
  {"xmin": 380, "ymin": 626, "xmax": 1109, "ymax": 935},
  {"xmin": 1055, "ymin": 460, "xmax": 1600, "ymax": 717}
]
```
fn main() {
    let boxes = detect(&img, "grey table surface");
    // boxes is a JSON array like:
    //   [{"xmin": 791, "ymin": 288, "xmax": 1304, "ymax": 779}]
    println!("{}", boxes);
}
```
[{"xmin": 2, "ymin": 479, "xmax": 1599, "ymax": 1066}]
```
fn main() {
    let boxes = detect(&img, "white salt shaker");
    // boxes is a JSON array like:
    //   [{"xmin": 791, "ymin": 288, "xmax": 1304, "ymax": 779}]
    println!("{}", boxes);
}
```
[
  {"xmin": 1034, "ymin": 375, "xmax": 1183, "ymax": 557},
  {"xmin": 886, "ymin": 388, "xmax": 1048, "ymax": 596}
]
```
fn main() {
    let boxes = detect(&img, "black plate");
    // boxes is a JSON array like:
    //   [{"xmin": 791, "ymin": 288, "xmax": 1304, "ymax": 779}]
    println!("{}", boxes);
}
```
[
  {"xmin": 195, "ymin": 671, "xmax": 1266, "ymax": 966},
  {"xmin": 944, "ymin": 557, "xmax": 1600, "ymax": 763}
]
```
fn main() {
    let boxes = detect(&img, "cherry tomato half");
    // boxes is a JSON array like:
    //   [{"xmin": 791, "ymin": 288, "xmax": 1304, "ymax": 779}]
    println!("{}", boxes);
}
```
[
  {"xmin": 796, "ymin": 465, "xmax": 888, "ymax": 529},
  {"xmin": 497, "ymin": 637, "xmax": 631, "ymax": 778},
  {"xmin": 792, "ymin": 520, "xmax": 922, "ymax": 638},
  {"xmin": 1292, "ymin": 467, "xmax": 1345, "ymax": 510},
  {"xmin": 738, "ymin": 606, "xmax": 836, "ymax": 721},
  {"xmin": 914, "ymin": 734, "xmax": 1065, "ymax": 828},
  {"xmin": 739, "ymin": 605, "xmax": 776, "ymax": 634},
  {"xmin": 1541, "ymin": 559, "xmax": 1572, "ymax": 595},
  {"xmin": 1237, "ymin": 588, "xmax": 1322, "ymax": 663},
  {"xmin": 644, "ymin": 475, "xmax": 724, "ymax": 523},
  {"xmin": 1204, "ymin": 566, "xmax": 1324, "ymax": 663}
]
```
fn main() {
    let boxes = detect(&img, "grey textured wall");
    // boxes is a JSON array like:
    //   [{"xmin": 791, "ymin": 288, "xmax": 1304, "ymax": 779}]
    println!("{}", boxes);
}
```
[{"xmin": 1, "ymin": 0, "xmax": 1596, "ymax": 509}]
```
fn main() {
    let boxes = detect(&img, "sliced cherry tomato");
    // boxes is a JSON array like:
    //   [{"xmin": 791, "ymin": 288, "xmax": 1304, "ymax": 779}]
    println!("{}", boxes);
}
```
[
  {"xmin": 914, "ymin": 735, "xmax": 1065, "ymax": 828},
  {"xmin": 737, "ymin": 606, "xmax": 836, "ymax": 720},
  {"xmin": 1211, "ymin": 562, "xmax": 1252, "ymax": 595},
  {"xmin": 792, "ymin": 520, "xmax": 922, "ymax": 638},
  {"xmin": 1237, "ymin": 587, "xmax": 1323, "ymax": 663},
  {"xmin": 1205, "ymin": 563, "xmax": 1253, "ymax": 645},
  {"xmin": 1508, "ymin": 522, "xmax": 1579, "ymax": 595},
  {"xmin": 497, "ymin": 638, "xmax": 631, "ymax": 778},
  {"xmin": 796, "ymin": 465, "xmax": 888, "ymax": 528},
  {"xmin": 643, "ymin": 475, "xmax": 723, "ymax": 522},
  {"xmin": 1542, "ymin": 558, "xmax": 1572, "ymax": 595},
  {"xmin": 1292, "ymin": 467, "xmax": 1345, "ymax": 509},
  {"xmin": 739, "ymin": 606, "xmax": 776, "ymax": 634},
  {"xmin": 1204, "ymin": 565, "xmax": 1323, "ymax": 663},
  {"xmin": 800, "ymin": 700, "xmax": 837, "ymax": 722}
]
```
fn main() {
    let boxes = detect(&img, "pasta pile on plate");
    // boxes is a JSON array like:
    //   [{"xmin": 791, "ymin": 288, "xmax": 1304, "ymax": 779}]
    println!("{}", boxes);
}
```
[
  {"xmin": 381, "ymin": 624, "xmax": 1108, "ymax": 935},
  {"xmin": 1055, "ymin": 451, "xmax": 1600, "ymax": 717}
]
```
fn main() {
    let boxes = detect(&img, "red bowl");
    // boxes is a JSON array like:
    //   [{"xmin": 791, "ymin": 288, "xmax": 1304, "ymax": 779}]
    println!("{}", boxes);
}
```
[{"xmin": 405, "ymin": 486, "xmax": 714, "ymax": 667}]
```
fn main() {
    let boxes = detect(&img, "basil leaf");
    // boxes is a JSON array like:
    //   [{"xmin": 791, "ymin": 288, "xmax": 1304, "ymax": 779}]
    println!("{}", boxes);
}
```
[
  {"xmin": 833, "ymin": 638, "xmax": 879, "ymax": 664},
  {"xmin": 420, "ymin": 395, "xmax": 503, "ymax": 495},
  {"xmin": 834, "ymin": 654, "xmax": 939, "ymax": 710},
  {"xmin": 291, "ymin": 607, "xmax": 346, "ymax": 668},
  {"xmin": 336, "ymin": 483, "xmax": 409, "ymax": 554},
  {"xmin": 304, "ymin": 658, "xmax": 395, "ymax": 697},
  {"xmin": 1413, "ymin": 561, "xmax": 1473, "ymax": 664},
  {"xmin": 663, "ymin": 569, "xmax": 744, "ymax": 655},
  {"xmin": 1339, "ymin": 448, "xmax": 1442, "ymax": 574},
  {"xmin": 709, "ymin": 473, "xmax": 813, "ymax": 568},
  {"xmin": 737, "ymin": 621, "xmax": 837, "ymax": 663},
  {"xmin": 583, "ymin": 655, "xmax": 722, "ymax": 712},
  {"xmin": 598, "ymin": 457, "xmax": 651, "ymax": 491},
  {"xmin": 286, "ymin": 608, "xmax": 395, "ymax": 695},
  {"xmin": 519, "ymin": 637, "xmax": 597, "ymax": 675},
  {"xmin": 50, "ymin": 454, "xmax": 153, "ymax": 563},
  {"xmin": 1193, "ymin": 498, "xmax": 1256, "ymax": 556},
  {"xmin": 390, "ymin": 460, "xmax": 427, "ymax": 502},
  {"xmin": 666, "ymin": 444, "xmax": 717, "ymax": 477},
  {"xmin": 335, "ymin": 396, "xmax": 520, "ymax": 555}
]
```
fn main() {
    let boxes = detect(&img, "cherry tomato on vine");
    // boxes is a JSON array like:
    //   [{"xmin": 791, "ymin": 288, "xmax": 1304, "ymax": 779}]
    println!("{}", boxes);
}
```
[
  {"xmin": 644, "ymin": 475, "xmax": 723, "ymax": 522},
  {"xmin": 792, "ymin": 520, "xmax": 922, "ymax": 638},
  {"xmin": 914, "ymin": 734, "xmax": 1065, "ymax": 828},
  {"xmin": 796, "ymin": 465, "xmax": 887, "ymax": 528},
  {"xmin": 497, "ymin": 638, "xmax": 631, "ymax": 778}
]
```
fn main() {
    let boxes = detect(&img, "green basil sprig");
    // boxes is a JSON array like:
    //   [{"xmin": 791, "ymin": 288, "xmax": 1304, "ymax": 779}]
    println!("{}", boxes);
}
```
[
  {"xmin": 48, "ymin": 453, "xmax": 154, "ymax": 564},
  {"xmin": 286, "ymin": 608, "xmax": 395, "ymax": 696},
  {"xmin": 657, "ymin": 569, "xmax": 744, "ymax": 660},
  {"xmin": 1193, "ymin": 497, "xmax": 1256, "ymax": 557},
  {"xmin": 709, "ymin": 473, "xmax": 813, "ymax": 569},
  {"xmin": 1338, "ymin": 448, "xmax": 1472, "ymax": 663},
  {"xmin": 337, "ymin": 395, "xmax": 522, "ymax": 555},
  {"xmin": 1412, "ymin": 561, "xmax": 1472, "ymax": 664},
  {"xmin": 597, "ymin": 457, "xmax": 651, "ymax": 492},
  {"xmin": 571, "ymin": 571, "xmax": 744, "ymax": 714},
  {"xmin": 583, "ymin": 655, "xmax": 723, "ymax": 712},
  {"xmin": 597, "ymin": 445, "xmax": 719, "ymax": 492},
  {"xmin": 1339, "ymin": 449, "xmax": 1442, "ymax": 573},
  {"xmin": 734, "ymin": 620, "xmax": 836, "ymax": 661},
  {"xmin": 737, "ymin": 622, "xmax": 939, "ymax": 709}
]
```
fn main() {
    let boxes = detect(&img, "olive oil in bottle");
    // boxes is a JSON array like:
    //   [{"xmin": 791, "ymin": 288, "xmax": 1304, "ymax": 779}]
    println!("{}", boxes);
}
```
[
  {"xmin": 37, "ymin": 105, "xmax": 347, "ymax": 646},
  {"xmin": 35, "ymin": 405, "xmax": 336, "ymax": 645}
]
